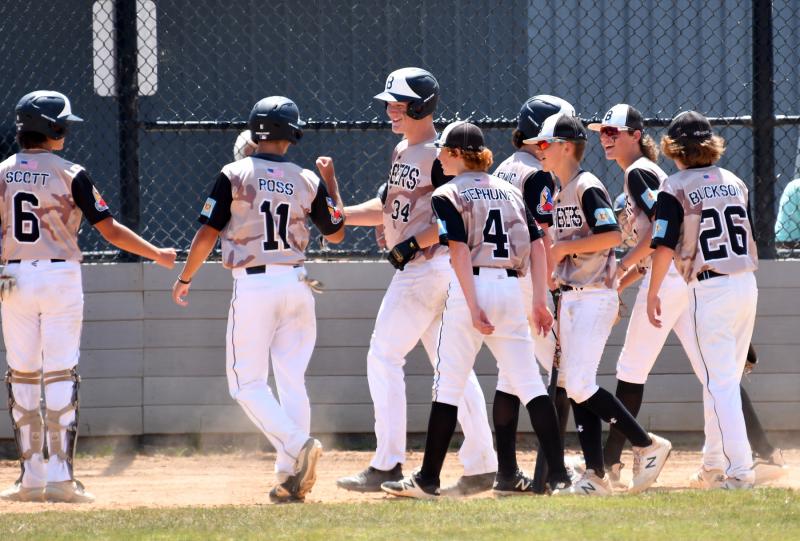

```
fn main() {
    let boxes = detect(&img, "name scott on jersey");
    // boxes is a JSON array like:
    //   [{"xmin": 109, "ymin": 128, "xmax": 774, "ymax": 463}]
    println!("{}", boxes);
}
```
[
  {"xmin": 388, "ymin": 162, "xmax": 420, "ymax": 191},
  {"xmin": 687, "ymin": 183, "xmax": 743, "ymax": 205},
  {"xmin": 5, "ymin": 170, "xmax": 50, "ymax": 186}
]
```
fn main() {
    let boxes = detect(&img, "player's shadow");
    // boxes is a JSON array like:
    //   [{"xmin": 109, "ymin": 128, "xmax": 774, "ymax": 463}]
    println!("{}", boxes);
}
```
[{"xmin": 99, "ymin": 444, "xmax": 137, "ymax": 477}]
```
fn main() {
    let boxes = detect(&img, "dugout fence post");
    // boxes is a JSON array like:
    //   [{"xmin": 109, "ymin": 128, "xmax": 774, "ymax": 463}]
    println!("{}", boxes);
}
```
[
  {"xmin": 115, "ymin": 0, "xmax": 141, "ymax": 260},
  {"xmin": 752, "ymin": 0, "xmax": 777, "ymax": 258}
]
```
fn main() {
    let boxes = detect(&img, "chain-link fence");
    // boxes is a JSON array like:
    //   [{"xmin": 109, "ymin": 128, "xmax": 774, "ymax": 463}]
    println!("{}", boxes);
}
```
[{"xmin": 1, "ymin": 1, "xmax": 799, "ymax": 260}]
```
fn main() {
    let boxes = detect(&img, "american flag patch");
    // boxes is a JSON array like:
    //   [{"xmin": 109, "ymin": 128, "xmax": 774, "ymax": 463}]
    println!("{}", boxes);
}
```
[
  {"xmin": 20, "ymin": 159, "xmax": 38, "ymax": 169},
  {"xmin": 266, "ymin": 167, "xmax": 284, "ymax": 178}
]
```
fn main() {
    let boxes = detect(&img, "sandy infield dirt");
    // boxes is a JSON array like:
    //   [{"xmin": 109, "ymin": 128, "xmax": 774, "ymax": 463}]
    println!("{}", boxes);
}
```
[{"xmin": 1, "ymin": 447, "xmax": 797, "ymax": 512}]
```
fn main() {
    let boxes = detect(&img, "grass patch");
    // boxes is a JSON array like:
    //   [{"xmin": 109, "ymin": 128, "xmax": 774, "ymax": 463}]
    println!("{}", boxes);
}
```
[{"xmin": 1, "ymin": 489, "xmax": 798, "ymax": 541}]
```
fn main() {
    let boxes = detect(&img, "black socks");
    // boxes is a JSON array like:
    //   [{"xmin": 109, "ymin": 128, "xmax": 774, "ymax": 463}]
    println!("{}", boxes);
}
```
[
  {"xmin": 583, "ymin": 387, "xmax": 651, "ymax": 448},
  {"xmin": 492, "ymin": 391, "xmax": 520, "ymax": 476},
  {"xmin": 418, "ymin": 401, "xmax": 458, "ymax": 485},
  {"xmin": 603, "ymin": 380, "xmax": 645, "ymax": 465}
]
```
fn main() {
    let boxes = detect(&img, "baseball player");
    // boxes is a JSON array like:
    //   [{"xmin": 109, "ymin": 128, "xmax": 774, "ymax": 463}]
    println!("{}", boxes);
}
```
[
  {"xmin": 584, "ymin": 104, "xmax": 690, "ymax": 490},
  {"xmin": 649, "ymin": 111, "xmax": 758, "ymax": 488},
  {"xmin": 0, "ymin": 91, "xmax": 177, "ymax": 502},
  {"xmin": 493, "ymin": 95, "xmax": 575, "ymax": 447},
  {"xmin": 526, "ymin": 113, "xmax": 672, "ymax": 495},
  {"xmin": 591, "ymin": 106, "xmax": 787, "ymax": 490},
  {"xmin": 381, "ymin": 122, "xmax": 571, "ymax": 498},
  {"xmin": 337, "ymin": 68, "xmax": 498, "ymax": 496},
  {"xmin": 171, "ymin": 96, "xmax": 344, "ymax": 503}
]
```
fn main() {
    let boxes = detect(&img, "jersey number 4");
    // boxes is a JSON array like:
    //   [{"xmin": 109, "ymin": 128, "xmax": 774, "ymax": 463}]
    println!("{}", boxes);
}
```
[
  {"xmin": 13, "ymin": 192, "xmax": 40, "ymax": 243},
  {"xmin": 483, "ymin": 209, "xmax": 510, "ymax": 258},
  {"xmin": 699, "ymin": 205, "xmax": 748, "ymax": 261},
  {"xmin": 260, "ymin": 200, "xmax": 290, "ymax": 251}
]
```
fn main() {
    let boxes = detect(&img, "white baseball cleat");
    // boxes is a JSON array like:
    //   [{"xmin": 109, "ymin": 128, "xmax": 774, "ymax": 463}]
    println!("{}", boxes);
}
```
[
  {"xmin": 629, "ymin": 433, "xmax": 672, "ymax": 494},
  {"xmin": 554, "ymin": 469, "xmax": 612, "ymax": 496},
  {"xmin": 607, "ymin": 463, "xmax": 627, "ymax": 491},
  {"xmin": 754, "ymin": 449, "xmax": 788, "ymax": 484},
  {"xmin": 688, "ymin": 467, "xmax": 726, "ymax": 489},
  {"xmin": 381, "ymin": 473, "xmax": 439, "ymax": 500},
  {"xmin": 45, "ymin": 480, "xmax": 95, "ymax": 503},
  {"xmin": 723, "ymin": 470, "xmax": 755, "ymax": 490},
  {"xmin": 293, "ymin": 438, "xmax": 323, "ymax": 500},
  {"xmin": 0, "ymin": 482, "xmax": 45, "ymax": 502}
]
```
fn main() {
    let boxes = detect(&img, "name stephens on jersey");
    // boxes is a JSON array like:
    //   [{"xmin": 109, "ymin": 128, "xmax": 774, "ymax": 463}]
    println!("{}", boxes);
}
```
[{"xmin": 388, "ymin": 161, "xmax": 420, "ymax": 191}]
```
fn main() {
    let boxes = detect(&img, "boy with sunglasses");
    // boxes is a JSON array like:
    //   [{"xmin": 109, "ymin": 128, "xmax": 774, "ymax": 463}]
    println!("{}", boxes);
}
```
[{"xmin": 526, "ymin": 114, "xmax": 672, "ymax": 495}]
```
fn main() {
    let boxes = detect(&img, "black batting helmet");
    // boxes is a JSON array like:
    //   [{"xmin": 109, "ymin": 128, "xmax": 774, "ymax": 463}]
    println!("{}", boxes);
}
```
[
  {"xmin": 248, "ymin": 96, "xmax": 306, "ymax": 144},
  {"xmin": 374, "ymin": 67, "xmax": 439, "ymax": 120},
  {"xmin": 516, "ymin": 95, "xmax": 575, "ymax": 141},
  {"xmin": 15, "ymin": 91, "xmax": 83, "ymax": 140}
]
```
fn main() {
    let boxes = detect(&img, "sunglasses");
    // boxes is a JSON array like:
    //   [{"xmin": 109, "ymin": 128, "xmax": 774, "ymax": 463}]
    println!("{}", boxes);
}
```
[
  {"xmin": 599, "ymin": 126, "xmax": 633, "ymax": 137},
  {"xmin": 534, "ymin": 138, "xmax": 563, "ymax": 150}
]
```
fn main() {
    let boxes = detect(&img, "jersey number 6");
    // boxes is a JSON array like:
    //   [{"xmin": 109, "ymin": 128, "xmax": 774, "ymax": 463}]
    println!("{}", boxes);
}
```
[{"xmin": 13, "ymin": 191, "xmax": 41, "ymax": 243}]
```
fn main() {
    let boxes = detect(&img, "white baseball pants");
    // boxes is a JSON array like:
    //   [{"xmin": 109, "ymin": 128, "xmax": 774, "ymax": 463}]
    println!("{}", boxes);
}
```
[
  {"xmin": 559, "ymin": 287, "xmax": 619, "ymax": 403},
  {"xmin": 226, "ymin": 265, "xmax": 316, "ymax": 478},
  {"xmin": 1, "ymin": 260, "xmax": 83, "ymax": 487},
  {"xmin": 687, "ymin": 271, "xmax": 757, "ymax": 479},
  {"xmin": 432, "ymin": 269, "xmax": 548, "ymax": 409},
  {"xmin": 367, "ymin": 255, "xmax": 497, "ymax": 474},
  {"xmin": 616, "ymin": 263, "xmax": 694, "ymax": 384},
  {"xmin": 519, "ymin": 277, "xmax": 562, "ymax": 386}
]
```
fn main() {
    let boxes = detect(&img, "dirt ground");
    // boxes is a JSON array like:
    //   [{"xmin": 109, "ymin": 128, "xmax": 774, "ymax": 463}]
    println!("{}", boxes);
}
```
[{"xmin": 1, "ymin": 447, "xmax": 797, "ymax": 513}]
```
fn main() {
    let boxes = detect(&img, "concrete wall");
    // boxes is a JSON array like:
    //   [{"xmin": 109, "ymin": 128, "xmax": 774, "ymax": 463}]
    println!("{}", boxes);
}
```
[{"xmin": 1, "ymin": 260, "xmax": 798, "ymax": 439}]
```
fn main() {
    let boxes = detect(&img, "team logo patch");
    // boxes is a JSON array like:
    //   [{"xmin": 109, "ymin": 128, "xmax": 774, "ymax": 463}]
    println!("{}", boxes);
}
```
[
  {"xmin": 653, "ymin": 219, "xmax": 668, "ymax": 239},
  {"xmin": 326, "ymin": 196, "xmax": 343, "ymax": 224},
  {"xmin": 437, "ymin": 218, "xmax": 448, "ymax": 236},
  {"xmin": 642, "ymin": 188, "xmax": 658, "ymax": 210},
  {"xmin": 537, "ymin": 187, "xmax": 554, "ymax": 215},
  {"xmin": 92, "ymin": 186, "xmax": 109, "ymax": 212},
  {"xmin": 593, "ymin": 207, "xmax": 617, "ymax": 226},
  {"xmin": 201, "ymin": 197, "xmax": 216, "ymax": 218}
]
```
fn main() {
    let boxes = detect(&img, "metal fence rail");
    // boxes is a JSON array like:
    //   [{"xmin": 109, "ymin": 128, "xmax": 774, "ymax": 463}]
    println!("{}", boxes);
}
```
[{"xmin": 0, "ymin": 0, "xmax": 798, "ymax": 260}]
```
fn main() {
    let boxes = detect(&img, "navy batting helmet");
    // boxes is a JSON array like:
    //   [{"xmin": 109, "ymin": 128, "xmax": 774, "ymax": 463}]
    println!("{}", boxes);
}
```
[
  {"xmin": 374, "ymin": 67, "xmax": 439, "ymax": 120},
  {"xmin": 516, "ymin": 95, "xmax": 575, "ymax": 141},
  {"xmin": 15, "ymin": 91, "xmax": 83, "ymax": 140},
  {"xmin": 248, "ymin": 96, "xmax": 306, "ymax": 144},
  {"xmin": 613, "ymin": 192, "xmax": 627, "ymax": 214}
]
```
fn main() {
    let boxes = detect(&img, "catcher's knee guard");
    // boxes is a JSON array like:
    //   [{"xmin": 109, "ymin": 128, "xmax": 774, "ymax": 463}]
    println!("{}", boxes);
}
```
[
  {"xmin": 5, "ymin": 369, "xmax": 45, "ymax": 479},
  {"xmin": 44, "ymin": 368, "xmax": 81, "ymax": 480}
]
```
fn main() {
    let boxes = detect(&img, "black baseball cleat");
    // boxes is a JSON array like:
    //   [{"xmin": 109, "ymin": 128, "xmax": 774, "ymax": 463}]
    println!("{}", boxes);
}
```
[
  {"xmin": 492, "ymin": 470, "xmax": 538, "ymax": 496},
  {"xmin": 336, "ymin": 463, "xmax": 403, "ymax": 493},
  {"xmin": 440, "ymin": 472, "xmax": 496, "ymax": 497},
  {"xmin": 547, "ymin": 470, "xmax": 573, "ymax": 494},
  {"xmin": 381, "ymin": 472, "xmax": 439, "ymax": 500}
]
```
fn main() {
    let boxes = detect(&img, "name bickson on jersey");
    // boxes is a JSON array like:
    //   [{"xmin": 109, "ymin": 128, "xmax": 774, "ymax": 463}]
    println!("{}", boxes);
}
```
[
  {"xmin": 555, "ymin": 205, "xmax": 583, "ymax": 228},
  {"xmin": 258, "ymin": 177, "xmax": 294, "ymax": 195},
  {"xmin": 459, "ymin": 186, "xmax": 513, "ymax": 202},
  {"xmin": 687, "ymin": 182, "xmax": 743, "ymax": 205},
  {"xmin": 388, "ymin": 162, "xmax": 420, "ymax": 190},
  {"xmin": 5, "ymin": 170, "xmax": 50, "ymax": 186}
]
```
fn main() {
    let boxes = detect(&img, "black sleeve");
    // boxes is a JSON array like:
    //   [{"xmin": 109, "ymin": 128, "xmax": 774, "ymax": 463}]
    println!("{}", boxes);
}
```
[
  {"xmin": 431, "ymin": 195, "xmax": 467, "ymax": 243},
  {"xmin": 526, "ymin": 208, "xmax": 544, "ymax": 241},
  {"xmin": 650, "ymin": 191, "xmax": 683, "ymax": 250},
  {"xmin": 71, "ymin": 170, "xmax": 112, "ymax": 225},
  {"xmin": 431, "ymin": 158, "xmax": 454, "ymax": 189},
  {"xmin": 627, "ymin": 168, "xmax": 661, "ymax": 218},
  {"xmin": 198, "ymin": 172, "xmax": 233, "ymax": 231},
  {"xmin": 522, "ymin": 170, "xmax": 556, "ymax": 227},
  {"xmin": 309, "ymin": 181, "xmax": 345, "ymax": 235},
  {"xmin": 581, "ymin": 187, "xmax": 621, "ymax": 234}
]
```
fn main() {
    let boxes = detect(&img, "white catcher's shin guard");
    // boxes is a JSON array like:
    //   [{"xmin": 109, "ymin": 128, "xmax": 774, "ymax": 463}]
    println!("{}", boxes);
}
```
[{"xmin": 1, "ymin": 369, "xmax": 46, "ymax": 501}]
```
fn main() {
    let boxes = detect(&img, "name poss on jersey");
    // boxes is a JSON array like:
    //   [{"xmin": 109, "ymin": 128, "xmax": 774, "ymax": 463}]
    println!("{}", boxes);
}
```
[
  {"xmin": 687, "ymin": 182, "xmax": 742, "ymax": 206},
  {"xmin": 388, "ymin": 162, "xmax": 420, "ymax": 191},
  {"xmin": 5, "ymin": 170, "xmax": 50, "ymax": 186},
  {"xmin": 555, "ymin": 205, "xmax": 583, "ymax": 229},
  {"xmin": 258, "ymin": 177, "xmax": 294, "ymax": 195}
]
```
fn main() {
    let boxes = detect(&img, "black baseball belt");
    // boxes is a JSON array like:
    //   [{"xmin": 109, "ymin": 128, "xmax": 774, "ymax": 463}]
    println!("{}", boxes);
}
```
[{"xmin": 696, "ymin": 269, "xmax": 726, "ymax": 282}]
